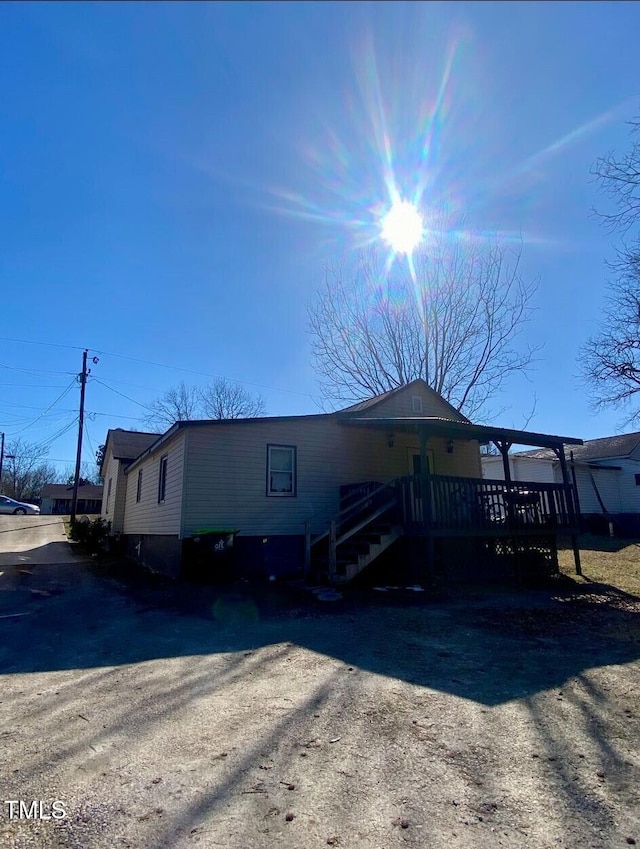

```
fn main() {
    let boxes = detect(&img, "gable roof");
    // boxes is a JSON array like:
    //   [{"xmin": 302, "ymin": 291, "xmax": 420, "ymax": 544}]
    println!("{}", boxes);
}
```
[
  {"xmin": 337, "ymin": 379, "xmax": 469, "ymax": 422},
  {"xmin": 41, "ymin": 483, "xmax": 103, "ymax": 499},
  {"xmin": 101, "ymin": 429, "xmax": 160, "ymax": 475},
  {"xmin": 514, "ymin": 432, "xmax": 640, "ymax": 462}
]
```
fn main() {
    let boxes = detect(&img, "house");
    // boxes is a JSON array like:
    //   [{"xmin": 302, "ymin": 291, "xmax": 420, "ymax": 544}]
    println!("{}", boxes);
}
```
[
  {"xmin": 40, "ymin": 483, "xmax": 104, "ymax": 515},
  {"xmin": 482, "ymin": 432, "xmax": 640, "ymax": 535},
  {"xmin": 101, "ymin": 380, "xmax": 583, "ymax": 584},
  {"xmin": 100, "ymin": 429, "xmax": 160, "ymax": 534}
]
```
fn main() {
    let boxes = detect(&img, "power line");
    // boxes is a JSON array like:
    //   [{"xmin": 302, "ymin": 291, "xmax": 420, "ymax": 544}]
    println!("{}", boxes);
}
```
[
  {"xmin": 0, "ymin": 362, "xmax": 76, "ymax": 377},
  {"xmin": 91, "ymin": 378, "xmax": 156, "ymax": 412},
  {"xmin": 0, "ymin": 383, "xmax": 70, "ymax": 389},
  {"xmin": 1, "ymin": 335, "xmax": 316, "ymax": 401},
  {"xmin": 92, "ymin": 348, "xmax": 314, "ymax": 398},
  {"xmin": 0, "ymin": 336, "xmax": 88, "ymax": 352},
  {"xmin": 7, "ymin": 378, "xmax": 78, "ymax": 437}
]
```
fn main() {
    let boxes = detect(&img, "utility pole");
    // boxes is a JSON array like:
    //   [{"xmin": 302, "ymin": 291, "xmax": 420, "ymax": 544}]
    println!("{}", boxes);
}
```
[
  {"xmin": 70, "ymin": 350, "xmax": 88, "ymax": 524},
  {"xmin": 0, "ymin": 432, "xmax": 4, "ymax": 493}
]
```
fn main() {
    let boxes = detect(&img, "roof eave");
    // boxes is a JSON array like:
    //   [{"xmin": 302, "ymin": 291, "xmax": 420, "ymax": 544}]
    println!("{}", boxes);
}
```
[{"xmin": 341, "ymin": 416, "xmax": 583, "ymax": 449}]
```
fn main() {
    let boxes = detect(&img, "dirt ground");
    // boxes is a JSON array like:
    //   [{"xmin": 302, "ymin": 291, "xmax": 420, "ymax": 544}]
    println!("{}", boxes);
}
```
[{"xmin": 0, "ymin": 520, "xmax": 639, "ymax": 848}]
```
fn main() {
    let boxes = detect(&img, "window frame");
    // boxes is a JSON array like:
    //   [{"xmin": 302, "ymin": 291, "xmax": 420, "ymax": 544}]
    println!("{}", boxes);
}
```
[
  {"xmin": 105, "ymin": 478, "xmax": 112, "ymax": 513},
  {"xmin": 266, "ymin": 444, "xmax": 297, "ymax": 497},
  {"xmin": 411, "ymin": 395, "xmax": 423, "ymax": 414},
  {"xmin": 136, "ymin": 469, "xmax": 143, "ymax": 503},
  {"xmin": 158, "ymin": 455, "xmax": 168, "ymax": 504}
]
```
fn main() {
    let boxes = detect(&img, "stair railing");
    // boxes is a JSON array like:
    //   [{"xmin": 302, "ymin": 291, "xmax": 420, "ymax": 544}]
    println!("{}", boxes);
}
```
[{"xmin": 308, "ymin": 479, "xmax": 399, "ymax": 580}]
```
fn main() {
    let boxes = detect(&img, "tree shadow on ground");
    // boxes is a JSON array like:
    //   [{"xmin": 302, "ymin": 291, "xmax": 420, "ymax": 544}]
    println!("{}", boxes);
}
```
[{"xmin": 1, "ymin": 555, "xmax": 638, "ymax": 708}]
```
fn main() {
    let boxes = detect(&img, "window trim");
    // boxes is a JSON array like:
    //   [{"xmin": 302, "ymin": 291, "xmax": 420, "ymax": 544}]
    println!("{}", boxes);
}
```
[
  {"xmin": 158, "ymin": 455, "xmax": 168, "ymax": 504},
  {"xmin": 411, "ymin": 395, "xmax": 423, "ymax": 414},
  {"xmin": 136, "ymin": 469, "xmax": 143, "ymax": 503},
  {"xmin": 106, "ymin": 477, "xmax": 112, "ymax": 513},
  {"xmin": 266, "ymin": 444, "xmax": 297, "ymax": 497}
]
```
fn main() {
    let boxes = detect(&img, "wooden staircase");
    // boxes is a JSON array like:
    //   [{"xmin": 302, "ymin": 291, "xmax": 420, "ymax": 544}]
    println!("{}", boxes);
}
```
[{"xmin": 307, "ymin": 480, "xmax": 402, "ymax": 585}]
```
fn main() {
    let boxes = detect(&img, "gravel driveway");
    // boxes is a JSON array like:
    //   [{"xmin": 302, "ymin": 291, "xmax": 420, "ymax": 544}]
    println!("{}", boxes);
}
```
[{"xmin": 0, "ymin": 520, "xmax": 639, "ymax": 848}]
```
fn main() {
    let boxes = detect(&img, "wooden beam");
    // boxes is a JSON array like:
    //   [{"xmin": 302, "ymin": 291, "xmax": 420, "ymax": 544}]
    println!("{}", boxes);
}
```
[
  {"xmin": 554, "ymin": 446, "xmax": 582, "ymax": 576},
  {"xmin": 304, "ymin": 520, "xmax": 311, "ymax": 579},
  {"xmin": 328, "ymin": 520, "xmax": 337, "ymax": 584},
  {"xmin": 419, "ymin": 425, "xmax": 434, "ymax": 574},
  {"xmin": 493, "ymin": 440, "xmax": 513, "ymax": 484}
]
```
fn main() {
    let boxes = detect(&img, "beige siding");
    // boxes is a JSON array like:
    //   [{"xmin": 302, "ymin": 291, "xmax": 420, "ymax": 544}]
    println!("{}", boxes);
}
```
[
  {"xmin": 359, "ymin": 384, "xmax": 466, "ymax": 420},
  {"xmin": 123, "ymin": 432, "xmax": 186, "ymax": 536},
  {"xmin": 101, "ymin": 452, "xmax": 129, "ymax": 534},
  {"xmin": 182, "ymin": 419, "xmax": 481, "ymax": 537}
]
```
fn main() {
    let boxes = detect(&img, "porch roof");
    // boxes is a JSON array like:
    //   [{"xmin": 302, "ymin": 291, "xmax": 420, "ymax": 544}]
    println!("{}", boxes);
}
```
[{"xmin": 341, "ymin": 416, "xmax": 583, "ymax": 451}]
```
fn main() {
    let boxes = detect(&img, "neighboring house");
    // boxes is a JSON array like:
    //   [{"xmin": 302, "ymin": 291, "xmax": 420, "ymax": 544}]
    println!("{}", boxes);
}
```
[
  {"xmin": 100, "ymin": 429, "xmax": 160, "ymax": 534},
  {"xmin": 101, "ymin": 380, "xmax": 583, "ymax": 583},
  {"xmin": 482, "ymin": 432, "xmax": 640, "ymax": 535},
  {"xmin": 40, "ymin": 483, "xmax": 103, "ymax": 515}
]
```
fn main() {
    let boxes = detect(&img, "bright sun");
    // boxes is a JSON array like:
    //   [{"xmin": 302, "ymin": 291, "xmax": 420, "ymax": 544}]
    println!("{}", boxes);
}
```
[{"xmin": 380, "ymin": 199, "xmax": 423, "ymax": 255}]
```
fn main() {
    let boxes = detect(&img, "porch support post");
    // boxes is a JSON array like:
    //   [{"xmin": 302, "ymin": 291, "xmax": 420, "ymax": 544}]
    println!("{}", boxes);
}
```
[
  {"xmin": 569, "ymin": 451, "xmax": 583, "ymax": 530},
  {"xmin": 419, "ymin": 425, "xmax": 434, "ymax": 580},
  {"xmin": 328, "ymin": 520, "xmax": 337, "ymax": 584},
  {"xmin": 493, "ymin": 440, "xmax": 513, "ymax": 484},
  {"xmin": 304, "ymin": 520, "xmax": 311, "ymax": 579},
  {"xmin": 493, "ymin": 439, "xmax": 519, "ymax": 580},
  {"xmin": 555, "ymin": 445, "xmax": 582, "ymax": 576}
]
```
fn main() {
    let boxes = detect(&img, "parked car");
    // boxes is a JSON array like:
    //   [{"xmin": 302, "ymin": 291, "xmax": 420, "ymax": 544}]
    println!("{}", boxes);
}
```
[{"xmin": 0, "ymin": 495, "xmax": 41, "ymax": 515}]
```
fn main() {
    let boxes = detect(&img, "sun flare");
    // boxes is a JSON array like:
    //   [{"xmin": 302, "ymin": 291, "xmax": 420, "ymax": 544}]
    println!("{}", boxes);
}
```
[{"xmin": 380, "ymin": 200, "xmax": 423, "ymax": 255}]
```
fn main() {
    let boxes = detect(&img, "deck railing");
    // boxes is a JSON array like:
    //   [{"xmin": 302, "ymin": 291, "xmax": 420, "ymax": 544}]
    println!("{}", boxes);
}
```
[{"xmin": 397, "ymin": 474, "xmax": 578, "ymax": 536}]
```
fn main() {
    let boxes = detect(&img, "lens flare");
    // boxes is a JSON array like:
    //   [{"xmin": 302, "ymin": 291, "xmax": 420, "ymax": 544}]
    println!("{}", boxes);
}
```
[{"xmin": 380, "ymin": 200, "xmax": 423, "ymax": 255}]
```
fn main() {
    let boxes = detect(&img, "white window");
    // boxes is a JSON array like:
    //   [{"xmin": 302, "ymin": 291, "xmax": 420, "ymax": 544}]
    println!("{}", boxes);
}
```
[
  {"xmin": 267, "ymin": 445, "xmax": 296, "ymax": 496},
  {"xmin": 158, "ymin": 455, "xmax": 168, "ymax": 503},
  {"xmin": 136, "ymin": 469, "xmax": 143, "ymax": 502},
  {"xmin": 411, "ymin": 395, "xmax": 423, "ymax": 414},
  {"xmin": 106, "ymin": 478, "xmax": 112, "ymax": 513}
]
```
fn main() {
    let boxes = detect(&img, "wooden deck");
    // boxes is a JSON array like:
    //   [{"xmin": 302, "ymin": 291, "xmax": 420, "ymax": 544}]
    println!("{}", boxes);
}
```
[
  {"xmin": 307, "ymin": 475, "xmax": 581, "ymax": 583},
  {"xmin": 395, "ymin": 474, "xmax": 580, "ymax": 537}
]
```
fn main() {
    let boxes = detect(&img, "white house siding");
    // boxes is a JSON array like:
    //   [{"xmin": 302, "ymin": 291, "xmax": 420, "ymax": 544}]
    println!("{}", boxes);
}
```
[
  {"xmin": 181, "ymin": 418, "xmax": 482, "ymax": 538},
  {"xmin": 123, "ymin": 431, "xmax": 186, "ymax": 536},
  {"xmin": 481, "ymin": 454, "xmax": 629, "ymax": 516},
  {"xmin": 565, "ymin": 464, "xmax": 624, "ymax": 515},
  {"xmin": 482, "ymin": 455, "xmax": 556, "ymax": 483},
  {"xmin": 604, "ymin": 459, "xmax": 640, "ymax": 514},
  {"xmin": 101, "ymin": 453, "xmax": 129, "ymax": 535}
]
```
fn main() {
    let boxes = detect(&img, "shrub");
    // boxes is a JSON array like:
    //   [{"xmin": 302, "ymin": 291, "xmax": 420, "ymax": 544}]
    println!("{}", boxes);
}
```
[{"xmin": 70, "ymin": 517, "xmax": 110, "ymax": 556}]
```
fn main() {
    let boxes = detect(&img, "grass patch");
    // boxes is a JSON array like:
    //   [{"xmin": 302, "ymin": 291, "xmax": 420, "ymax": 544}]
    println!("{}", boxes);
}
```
[{"xmin": 559, "ymin": 533, "xmax": 640, "ymax": 597}]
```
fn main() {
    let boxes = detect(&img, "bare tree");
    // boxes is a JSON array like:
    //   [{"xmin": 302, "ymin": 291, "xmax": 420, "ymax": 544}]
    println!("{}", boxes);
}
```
[
  {"xmin": 56, "ymin": 462, "xmax": 103, "ymax": 487},
  {"xmin": 0, "ymin": 438, "xmax": 57, "ymax": 501},
  {"xmin": 581, "ymin": 248, "xmax": 640, "ymax": 423},
  {"xmin": 582, "ymin": 116, "xmax": 640, "ymax": 422},
  {"xmin": 591, "ymin": 117, "xmax": 640, "ymax": 235},
  {"xmin": 144, "ymin": 378, "xmax": 265, "ymax": 430},
  {"xmin": 143, "ymin": 381, "xmax": 201, "ymax": 431},
  {"xmin": 199, "ymin": 378, "xmax": 266, "ymax": 419},
  {"xmin": 308, "ymin": 238, "xmax": 539, "ymax": 419}
]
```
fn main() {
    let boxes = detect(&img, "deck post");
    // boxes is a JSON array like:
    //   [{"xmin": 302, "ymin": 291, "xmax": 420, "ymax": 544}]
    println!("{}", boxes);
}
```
[
  {"xmin": 556, "ymin": 447, "xmax": 582, "ymax": 576},
  {"xmin": 493, "ymin": 440, "xmax": 513, "ymax": 484},
  {"xmin": 304, "ymin": 520, "xmax": 311, "ymax": 579},
  {"xmin": 328, "ymin": 520, "xmax": 337, "ymax": 584},
  {"xmin": 419, "ymin": 426, "xmax": 434, "ymax": 579}
]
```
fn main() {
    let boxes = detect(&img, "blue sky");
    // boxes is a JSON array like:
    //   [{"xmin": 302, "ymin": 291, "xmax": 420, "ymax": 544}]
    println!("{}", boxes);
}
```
[{"xmin": 1, "ymin": 1, "xmax": 639, "ymax": 475}]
